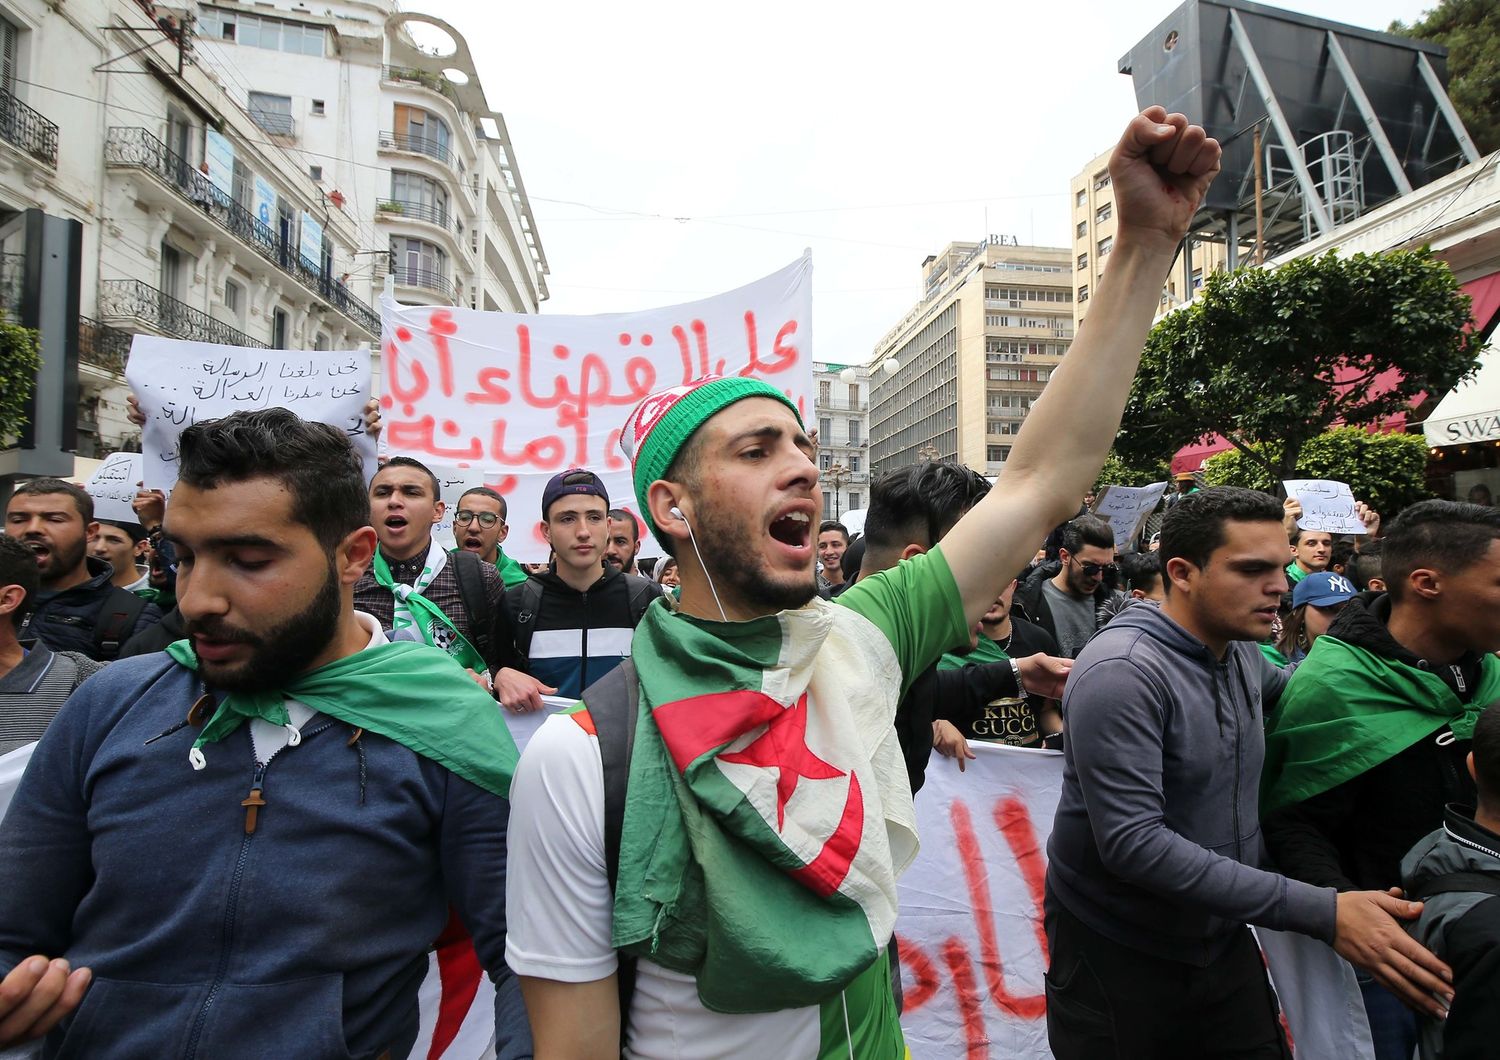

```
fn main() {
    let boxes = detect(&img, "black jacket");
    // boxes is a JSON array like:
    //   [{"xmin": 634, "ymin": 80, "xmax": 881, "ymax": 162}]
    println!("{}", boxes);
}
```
[
  {"xmin": 18, "ymin": 557, "xmax": 162, "ymax": 660},
  {"xmin": 119, "ymin": 605, "xmax": 186, "ymax": 658},
  {"xmin": 1264, "ymin": 593, "xmax": 1479, "ymax": 892},
  {"xmin": 1013, "ymin": 560, "xmax": 1120, "ymax": 656}
]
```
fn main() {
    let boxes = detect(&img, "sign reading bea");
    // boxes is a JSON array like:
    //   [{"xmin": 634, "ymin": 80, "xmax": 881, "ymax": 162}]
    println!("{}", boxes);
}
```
[{"xmin": 378, "ymin": 254, "xmax": 814, "ymax": 562}]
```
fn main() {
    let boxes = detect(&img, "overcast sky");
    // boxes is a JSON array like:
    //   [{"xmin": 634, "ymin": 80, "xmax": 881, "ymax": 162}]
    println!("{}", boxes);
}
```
[{"xmin": 414, "ymin": 0, "xmax": 1430, "ymax": 363}]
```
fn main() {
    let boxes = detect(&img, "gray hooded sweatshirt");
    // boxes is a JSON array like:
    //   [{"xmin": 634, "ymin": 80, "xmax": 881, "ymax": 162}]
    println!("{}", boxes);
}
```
[{"xmin": 1046, "ymin": 603, "xmax": 1336, "ymax": 965}]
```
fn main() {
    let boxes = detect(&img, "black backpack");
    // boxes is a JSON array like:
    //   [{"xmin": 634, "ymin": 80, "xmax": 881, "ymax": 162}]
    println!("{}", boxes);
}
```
[
  {"xmin": 93, "ymin": 587, "xmax": 148, "ymax": 661},
  {"xmin": 579, "ymin": 660, "xmax": 640, "ymax": 1051},
  {"xmin": 450, "ymin": 550, "xmax": 496, "ymax": 669}
]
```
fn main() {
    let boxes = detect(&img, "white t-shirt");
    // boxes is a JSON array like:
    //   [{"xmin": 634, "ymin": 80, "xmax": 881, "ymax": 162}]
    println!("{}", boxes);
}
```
[{"xmin": 247, "ymin": 612, "xmax": 387, "ymax": 764}]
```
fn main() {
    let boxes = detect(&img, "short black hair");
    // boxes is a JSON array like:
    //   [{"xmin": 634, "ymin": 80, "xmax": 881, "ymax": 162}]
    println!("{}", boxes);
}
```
[
  {"xmin": 1160, "ymin": 486, "xmax": 1283, "ymax": 585},
  {"xmin": 177, "ymin": 408, "xmax": 369, "ymax": 552},
  {"xmin": 1345, "ymin": 540, "xmax": 1384, "ymax": 592},
  {"xmin": 1474, "ymin": 700, "xmax": 1500, "ymax": 805},
  {"xmin": 1468, "ymin": 483, "xmax": 1493, "ymax": 506},
  {"xmin": 1381, "ymin": 500, "xmax": 1500, "ymax": 602},
  {"xmin": 374, "ymin": 455, "xmax": 441, "ymax": 500},
  {"xmin": 1119, "ymin": 551, "xmax": 1162, "ymax": 593},
  {"xmin": 818, "ymin": 520, "xmax": 848, "ymax": 543},
  {"xmin": 1059, "ymin": 515, "xmax": 1115, "ymax": 556},
  {"xmin": 608, "ymin": 508, "xmax": 640, "ymax": 542},
  {"xmin": 98, "ymin": 518, "xmax": 148, "ymax": 545},
  {"xmin": 0, "ymin": 535, "xmax": 40, "ymax": 629},
  {"xmin": 1290, "ymin": 525, "xmax": 1333, "ymax": 547},
  {"xmin": 11, "ymin": 478, "xmax": 93, "ymax": 523},
  {"xmin": 460, "ymin": 486, "xmax": 507, "ymax": 521},
  {"xmin": 864, "ymin": 461, "xmax": 991, "ymax": 552},
  {"xmin": 1329, "ymin": 538, "xmax": 1357, "ymax": 572}
]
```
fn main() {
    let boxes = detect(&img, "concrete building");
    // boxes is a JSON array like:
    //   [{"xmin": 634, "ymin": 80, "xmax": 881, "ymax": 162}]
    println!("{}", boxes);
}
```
[
  {"xmin": 194, "ymin": 1, "xmax": 548, "ymax": 315},
  {"xmin": 1069, "ymin": 145, "xmax": 1234, "ymax": 328},
  {"xmin": 0, "ymin": 0, "xmax": 546, "ymax": 473},
  {"xmin": 868, "ymin": 239, "xmax": 1072, "ymax": 478},
  {"xmin": 812, "ymin": 361, "xmax": 870, "ymax": 522}
]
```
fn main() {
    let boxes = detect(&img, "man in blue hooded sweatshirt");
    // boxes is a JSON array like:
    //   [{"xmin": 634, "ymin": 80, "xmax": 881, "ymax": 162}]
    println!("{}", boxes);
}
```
[{"xmin": 1045, "ymin": 486, "xmax": 1453, "ymax": 1058}]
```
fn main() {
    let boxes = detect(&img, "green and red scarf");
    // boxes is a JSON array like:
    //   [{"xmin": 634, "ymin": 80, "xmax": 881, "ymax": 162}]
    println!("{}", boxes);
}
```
[
  {"xmin": 371, "ymin": 540, "xmax": 486, "ymax": 672},
  {"xmin": 605, "ymin": 597, "xmax": 911, "ymax": 1050}
]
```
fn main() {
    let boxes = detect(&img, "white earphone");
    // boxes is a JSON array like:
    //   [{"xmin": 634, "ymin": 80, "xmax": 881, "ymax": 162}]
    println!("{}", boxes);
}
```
[{"xmin": 667, "ymin": 502, "xmax": 726, "ymax": 620}]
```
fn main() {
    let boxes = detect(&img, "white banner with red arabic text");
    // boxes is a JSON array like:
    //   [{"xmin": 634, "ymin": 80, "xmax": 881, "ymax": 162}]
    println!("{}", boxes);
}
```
[
  {"xmin": 895, "ymin": 744, "xmax": 1373, "ymax": 1059},
  {"xmin": 378, "ymin": 255, "xmax": 814, "ymax": 562}
]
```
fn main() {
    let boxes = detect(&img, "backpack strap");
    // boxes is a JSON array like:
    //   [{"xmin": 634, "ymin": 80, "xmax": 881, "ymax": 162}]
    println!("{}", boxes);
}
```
[
  {"xmin": 510, "ymin": 578, "xmax": 544, "ymax": 661},
  {"xmin": 1413, "ymin": 871, "xmax": 1500, "ymax": 901},
  {"xmin": 624, "ymin": 575, "xmax": 658, "ymax": 628},
  {"xmin": 451, "ymin": 550, "xmax": 495, "ymax": 669},
  {"xmin": 579, "ymin": 659, "xmax": 639, "ymax": 1053},
  {"xmin": 94, "ymin": 587, "xmax": 147, "ymax": 661}
]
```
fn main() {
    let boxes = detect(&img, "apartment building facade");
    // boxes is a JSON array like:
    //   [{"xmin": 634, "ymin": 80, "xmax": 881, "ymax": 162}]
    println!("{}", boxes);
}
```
[{"xmin": 812, "ymin": 360, "xmax": 870, "ymax": 522}]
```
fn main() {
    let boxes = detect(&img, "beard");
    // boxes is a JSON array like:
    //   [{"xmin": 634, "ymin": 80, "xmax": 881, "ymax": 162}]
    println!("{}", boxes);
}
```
[
  {"xmin": 184, "ymin": 560, "xmax": 343, "ymax": 691},
  {"xmin": 29, "ymin": 534, "xmax": 88, "ymax": 586},
  {"xmin": 693, "ymin": 503, "xmax": 818, "ymax": 615}
]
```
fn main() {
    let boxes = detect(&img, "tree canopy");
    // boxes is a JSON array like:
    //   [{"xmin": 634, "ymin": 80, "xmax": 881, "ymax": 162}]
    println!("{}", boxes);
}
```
[
  {"xmin": 1202, "ymin": 426, "xmax": 1431, "ymax": 516},
  {"xmin": 0, "ymin": 316, "xmax": 40, "ymax": 445},
  {"xmin": 1113, "ymin": 249, "xmax": 1478, "ymax": 485},
  {"xmin": 1392, "ymin": 0, "xmax": 1500, "ymax": 154}
]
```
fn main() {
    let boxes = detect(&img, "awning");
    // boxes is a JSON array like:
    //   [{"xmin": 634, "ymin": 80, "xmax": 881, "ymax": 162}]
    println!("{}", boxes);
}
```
[{"xmin": 1422, "ymin": 271, "xmax": 1500, "ymax": 447}]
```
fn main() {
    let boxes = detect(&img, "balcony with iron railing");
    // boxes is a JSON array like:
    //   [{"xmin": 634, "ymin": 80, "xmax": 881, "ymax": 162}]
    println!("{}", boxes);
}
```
[
  {"xmin": 388, "ymin": 258, "xmax": 461, "ymax": 303},
  {"xmin": 99, "ymin": 279, "xmax": 268, "ymax": 349},
  {"xmin": 0, "ymin": 87, "xmax": 58, "ymax": 167},
  {"xmin": 103, "ymin": 127, "xmax": 380, "ymax": 338},
  {"xmin": 249, "ymin": 108, "xmax": 295, "ymax": 138},
  {"xmin": 375, "ymin": 198, "xmax": 458, "ymax": 233},
  {"xmin": 78, "ymin": 316, "xmax": 133, "ymax": 375},
  {"xmin": 379, "ymin": 130, "xmax": 455, "ymax": 169}
]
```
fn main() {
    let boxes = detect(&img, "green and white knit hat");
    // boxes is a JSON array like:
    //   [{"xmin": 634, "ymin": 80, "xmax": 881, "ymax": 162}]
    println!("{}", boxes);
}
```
[{"xmin": 619, "ymin": 375, "xmax": 803, "ymax": 538}]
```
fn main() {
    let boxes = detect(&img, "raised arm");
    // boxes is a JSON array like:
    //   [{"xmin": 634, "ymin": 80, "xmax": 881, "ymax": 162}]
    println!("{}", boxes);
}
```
[{"xmin": 940, "ymin": 108, "xmax": 1221, "ymax": 623}]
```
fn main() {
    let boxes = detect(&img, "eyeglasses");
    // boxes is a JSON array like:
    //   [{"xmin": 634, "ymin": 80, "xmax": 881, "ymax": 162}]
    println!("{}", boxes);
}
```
[
  {"xmin": 454, "ymin": 510, "xmax": 501, "ymax": 528},
  {"xmin": 1075, "ymin": 560, "xmax": 1118, "ymax": 577}
]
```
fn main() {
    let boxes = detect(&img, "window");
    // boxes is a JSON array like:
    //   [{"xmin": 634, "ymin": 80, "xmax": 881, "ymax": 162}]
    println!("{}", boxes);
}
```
[
  {"xmin": 311, "ymin": 99, "xmax": 325, "ymax": 116},
  {"xmin": 820, "ymin": 453, "xmax": 832, "ymax": 470},
  {"xmin": 819, "ymin": 416, "xmax": 831, "ymax": 440},
  {"xmin": 988, "ymin": 445, "xmax": 1011, "ymax": 463},
  {"xmin": 1078, "ymin": 284, "xmax": 1089, "ymax": 302},
  {"xmin": 1095, "ymin": 203, "xmax": 1112, "ymax": 224},
  {"xmin": 200, "ymin": 9, "xmax": 326, "ymax": 56},
  {"xmin": 393, "ymin": 105, "xmax": 450, "ymax": 162},
  {"xmin": 159, "ymin": 243, "xmax": 182, "ymax": 298},
  {"xmin": 1074, "ymin": 189, "xmax": 1086, "ymax": 207},
  {"xmin": 391, "ymin": 171, "xmax": 450, "ymax": 225},
  {"xmin": 818, "ymin": 379, "xmax": 831, "ymax": 404},
  {"xmin": 847, "ymin": 492, "xmax": 860, "ymax": 511},
  {"xmin": 308, "ymin": 164, "xmax": 322, "ymax": 181},
  {"xmin": 1191, "ymin": 268, "xmax": 1204, "ymax": 290},
  {"xmin": 390, "ymin": 237, "xmax": 449, "ymax": 292},
  {"xmin": 249, "ymin": 92, "xmax": 294, "ymax": 136},
  {"xmin": 1076, "ymin": 221, "xmax": 1087, "ymax": 239},
  {"xmin": 849, "ymin": 455, "xmax": 860, "ymax": 472},
  {"xmin": 224, "ymin": 278, "xmax": 242, "ymax": 314},
  {"xmin": 314, "ymin": 332, "xmax": 330, "ymax": 351},
  {"xmin": 271, "ymin": 307, "xmax": 288, "ymax": 348},
  {"xmin": 848, "ymin": 419, "xmax": 861, "ymax": 445},
  {"xmin": 1093, "ymin": 171, "xmax": 1111, "ymax": 191},
  {"xmin": 1097, "ymin": 235, "xmax": 1113, "ymax": 258},
  {"xmin": 1077, "ymin": 253, "xmax": 1088, "ymax": 271},
  {"xmin": 0, "ymin": 16, "xmax": 18, "ymax": 94},
  {"xmin": 847, "ymin": 382, "xmax": 859, "ymax": 406}
]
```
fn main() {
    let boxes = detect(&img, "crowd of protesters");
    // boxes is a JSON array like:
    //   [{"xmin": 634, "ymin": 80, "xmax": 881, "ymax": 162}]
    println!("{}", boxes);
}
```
[{"xmin": 0, "ymin": 107, "xmax": 1496, "ymax": 1060}]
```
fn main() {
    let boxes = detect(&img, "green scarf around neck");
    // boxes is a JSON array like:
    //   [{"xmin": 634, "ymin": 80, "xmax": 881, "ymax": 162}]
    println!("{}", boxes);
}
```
[
  {"xmin": 371, "ymin": 543, "xmax": 486, "ymax": 672},
  {"xmin": 165, "ymin": 638, "xmax": 517, "ymax": 797},
  {"xmin": 1262, "ymin": 635, "xmax": 1500, "ymax": 815}
]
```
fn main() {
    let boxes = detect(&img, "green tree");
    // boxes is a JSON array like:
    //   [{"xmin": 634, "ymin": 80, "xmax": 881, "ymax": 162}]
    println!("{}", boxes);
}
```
[
  {"xmin": 0, "ymin": 316, "xmax": 40, "ymax": 444},
  {"xmin": 1093, "ymin": 450, "xmax": 1170, "ymax": 493},
  {"xmin": 1113, "ymin": 249, "xmax": 1477, "ymax": 486},
  {"xmin": 1392, "ymin": 0, "xmax": 1500, "ymax": 154},
  {"xmin": 1201, "ymin": 427, "xmax": 1432, "ymax": 515}
]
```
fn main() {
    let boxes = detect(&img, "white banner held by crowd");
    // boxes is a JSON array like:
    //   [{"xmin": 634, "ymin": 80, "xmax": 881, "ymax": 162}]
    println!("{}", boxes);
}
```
[
  {"xmin": 126, "ymin": 336, "xmax": 376, "ymax": 491},
  {"xmin": 1092, "ymin": 482, "xmax": 1168, "ymax": 551},
  {"xmin": 1284, "ymin": 479, "xmax": 1367, "ymax": 535},
  {"xmin": 378, "ymin": 253, "xmax": 814, "ymax": 562},
  {"xmin": 84, "ymin": 452, "xmax": 145, "ymax": 524}
]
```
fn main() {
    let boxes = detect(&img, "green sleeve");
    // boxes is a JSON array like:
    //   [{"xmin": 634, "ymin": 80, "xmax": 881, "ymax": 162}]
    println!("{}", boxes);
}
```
[
  {"xmin": 496, "ymin": 550, "xmax": 530, "ymax": 589},
  {"xmin": 835, "ymin": 545, "xmax": 970, "ymax": 697}
]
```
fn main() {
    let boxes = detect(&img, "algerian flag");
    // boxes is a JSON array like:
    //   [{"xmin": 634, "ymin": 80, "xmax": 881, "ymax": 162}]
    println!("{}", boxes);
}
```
[{"xmin": 610, "ymin": 597, "xmax": 914, "ymax": 1056}]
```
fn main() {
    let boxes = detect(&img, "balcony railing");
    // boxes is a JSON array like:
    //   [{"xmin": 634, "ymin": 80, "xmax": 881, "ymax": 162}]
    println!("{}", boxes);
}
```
[
  {"xmin": 99, "ymin": 279, "xmax": 268, "ymax": 349},
  {"xmin": 249, "ymin": 109, "xmax": 295, "ymax": 137},
  {"xmin": 376, "ymin": 198, "xmax": 455, "ymax": 232},
  {"xmin": 379, "ymin": 130, "xmax": 453, "ymax": 168},
  {"xmin": 103, "ymin": 127, "xmax": 380, "ymax": 338},
  {"xmin": 0, "ymin": 88, "xmax": 59, "ymax": 167},
  {"xmin": 390, "ymin": 263, "xmax": 460, "ymax": 303},
  {"xmin": 78, "ymin": 316, "xmax": 133, "ymax": 375},
  {"xmin": 382, "ymin": 65, "xmax": 461, "ymax": 106}
]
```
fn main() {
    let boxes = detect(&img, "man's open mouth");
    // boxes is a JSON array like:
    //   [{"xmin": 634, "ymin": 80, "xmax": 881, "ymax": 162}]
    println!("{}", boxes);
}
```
[
  {"xmin": 769, "ymin": 510, "xmax": 811, "ymax": 548},
  {"xmin": 384, "ymin": 516, "xmax": 408, "ymax": 530}
]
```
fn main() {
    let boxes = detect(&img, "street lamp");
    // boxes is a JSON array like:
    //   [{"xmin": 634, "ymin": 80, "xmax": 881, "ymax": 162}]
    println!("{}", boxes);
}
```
[{"xmin": 826, "ymin": 461, "xmax": 850, "ymax": 520}]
